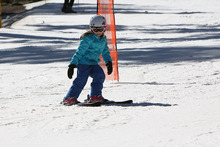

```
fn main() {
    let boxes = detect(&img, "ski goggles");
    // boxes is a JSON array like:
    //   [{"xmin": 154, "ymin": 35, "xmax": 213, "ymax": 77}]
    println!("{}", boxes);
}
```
[{"xmin": 91, "ymin": 27, "xmax": 106, "ymax": 33}]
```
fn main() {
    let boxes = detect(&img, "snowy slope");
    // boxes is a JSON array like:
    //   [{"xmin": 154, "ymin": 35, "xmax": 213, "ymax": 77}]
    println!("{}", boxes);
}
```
[{"xmin": 0, "ymin": 0, "xmax": 220, "ymax": 146}]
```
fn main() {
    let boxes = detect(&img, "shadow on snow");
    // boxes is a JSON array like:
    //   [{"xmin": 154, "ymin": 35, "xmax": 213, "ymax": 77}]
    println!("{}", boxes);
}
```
[
  {"xmin": 1, "ymin": 2, "xmax": 220, "ymax": 64},
  {"xmin": 104, "ymin": 102, "xmax": 176, "ymax": 107}
]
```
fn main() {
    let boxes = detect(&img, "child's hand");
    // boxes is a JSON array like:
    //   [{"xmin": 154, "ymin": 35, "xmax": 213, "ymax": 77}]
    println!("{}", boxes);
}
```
[
  {"xmin": 106, "ymin": 61, "xmax": 113, "ymax": 75},
  {"xmin": 67, "ymin": 64, "xmax": 76, "ymax": 79}
]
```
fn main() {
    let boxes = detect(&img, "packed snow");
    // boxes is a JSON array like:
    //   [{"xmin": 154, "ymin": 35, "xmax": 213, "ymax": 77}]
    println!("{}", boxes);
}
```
[{"xmin": 0, "ymin": 0, "xmax": 220, "ymax": 146}]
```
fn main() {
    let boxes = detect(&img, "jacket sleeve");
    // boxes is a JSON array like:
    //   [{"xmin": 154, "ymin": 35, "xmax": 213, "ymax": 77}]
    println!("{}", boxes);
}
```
[
  {"xmin": 102, "ymin": 41, "xmax": 112, "ymax": 64},
  {"xmin": 70, "ymin": 36, "xmax": 93, "ymax": 65}
]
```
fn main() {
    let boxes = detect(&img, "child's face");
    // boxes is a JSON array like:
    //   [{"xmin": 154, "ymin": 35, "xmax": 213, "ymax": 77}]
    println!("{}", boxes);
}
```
[{"xmin": 91, "ymin": 27, "xmax": 106, "ymax": 37}]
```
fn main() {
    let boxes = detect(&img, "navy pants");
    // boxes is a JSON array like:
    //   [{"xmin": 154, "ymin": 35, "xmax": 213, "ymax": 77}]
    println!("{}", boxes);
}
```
[{"xmin": 65, "ymin": 64, "xmax": 105, "ymax": 99}]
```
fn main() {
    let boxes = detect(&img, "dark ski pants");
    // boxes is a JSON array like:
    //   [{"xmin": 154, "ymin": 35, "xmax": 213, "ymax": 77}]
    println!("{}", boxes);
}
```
[
  {"xmin": 65, "ymin": 64, "xmax": 105, "ymax": 99},
  {"xmin": 63, "ymin": 0, "xmax": 75, "ymax": 7}
]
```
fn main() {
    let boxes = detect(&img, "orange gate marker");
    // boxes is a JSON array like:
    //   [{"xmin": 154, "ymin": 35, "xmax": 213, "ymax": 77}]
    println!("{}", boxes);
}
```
[{"xmin": 97, "ymin": 0, "xmax": 119, "ymax": 81}]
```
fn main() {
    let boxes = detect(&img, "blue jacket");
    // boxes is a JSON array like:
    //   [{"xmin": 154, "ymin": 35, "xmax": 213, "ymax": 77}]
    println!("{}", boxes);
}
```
[{"xmin": 70, "ymin": 33, "xmax": 112, "ymax": 66}]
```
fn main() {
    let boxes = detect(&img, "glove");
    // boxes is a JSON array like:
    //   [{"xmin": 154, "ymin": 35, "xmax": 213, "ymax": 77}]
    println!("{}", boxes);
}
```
[
  {"xmin": 67, "ymin": 64, "xmax": 76, "ymax": 79},
  {"xmin": 106, "ymin": 61, "xmax": 113, "ymax": 75}
]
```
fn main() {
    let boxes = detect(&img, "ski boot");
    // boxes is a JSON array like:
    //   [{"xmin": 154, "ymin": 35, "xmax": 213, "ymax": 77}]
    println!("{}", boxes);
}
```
[
  {"xmin": 89, "ymin": 95, "xmax": 107, "ymax": 103},
  {"xmin": 63, "ymin": 97, "xmax": 80, "ymax": 106}
]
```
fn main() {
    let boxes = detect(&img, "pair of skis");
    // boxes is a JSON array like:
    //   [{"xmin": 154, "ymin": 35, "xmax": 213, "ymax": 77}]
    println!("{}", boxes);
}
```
[
  {"xmin": 77, "ymin": 99, "xmax": 133, "ymax": 107},
  {"xmin": 61, "ymin": 95, "xmax": 133, "ymax": 107}
]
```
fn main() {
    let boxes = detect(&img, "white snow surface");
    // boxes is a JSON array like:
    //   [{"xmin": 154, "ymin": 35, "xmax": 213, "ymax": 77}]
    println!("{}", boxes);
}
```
[{"xmin": 1, "ymin": 0, "xmax": 220, "ymax": 146}]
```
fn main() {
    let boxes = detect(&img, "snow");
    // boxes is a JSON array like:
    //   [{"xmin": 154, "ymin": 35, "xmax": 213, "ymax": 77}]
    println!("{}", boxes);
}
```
[{"xmin": 1, "ymin": 0, "xmax": 220, "ymax": 146}]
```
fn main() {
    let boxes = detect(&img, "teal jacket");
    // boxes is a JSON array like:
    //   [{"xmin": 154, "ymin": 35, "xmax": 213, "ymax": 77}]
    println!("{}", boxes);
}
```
[{"xmin": 70, "ymin": 33, "xmax": 112, "ymax": 66}]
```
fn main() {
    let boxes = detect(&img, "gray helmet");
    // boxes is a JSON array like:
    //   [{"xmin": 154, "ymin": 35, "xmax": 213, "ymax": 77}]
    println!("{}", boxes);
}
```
[{"xmin": 90, "ymin": 15, "xmax": 106, "ymax": 27}]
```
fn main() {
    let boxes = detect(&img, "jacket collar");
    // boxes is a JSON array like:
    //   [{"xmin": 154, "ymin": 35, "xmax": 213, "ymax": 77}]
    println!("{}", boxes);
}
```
[{"xmin": 92, "ymin": 33, "xmax": 105, "ymax": 40}]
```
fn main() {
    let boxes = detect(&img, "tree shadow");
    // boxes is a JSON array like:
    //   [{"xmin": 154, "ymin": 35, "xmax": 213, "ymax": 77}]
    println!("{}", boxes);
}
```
[
  {"xmin": 2, "ymin": 2, "xmax": 208, "ymax": 27},
  {"xmin": 1, "ymin": 2, "xmax": 220, "ymax": 65},
  {"xmin": 116, "ymin": 23, "xmax": 220, "ymax": 65},
  {"xmin": 117, "ymin": 46, "xmax": 220, "ymax": 65},
  {"xmin": 2, "ymin": 2, "xmax": 97, "ymax": 27},
  {"xmin": 116, "ymin": 24, "xmax": 220, "ymax": 33},
  {"xmin": 25, "ymin": 24, "xmax": 90, "ymax": 32},
  {"xmin": 0, "ymin": 44, "xmax": 75, "ymax": 64}
]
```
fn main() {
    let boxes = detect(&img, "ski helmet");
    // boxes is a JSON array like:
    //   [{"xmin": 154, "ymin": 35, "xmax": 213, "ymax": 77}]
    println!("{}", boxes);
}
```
[{"xmin": 90, "ymin": 15, "xmax": 106, "ymax": 27}]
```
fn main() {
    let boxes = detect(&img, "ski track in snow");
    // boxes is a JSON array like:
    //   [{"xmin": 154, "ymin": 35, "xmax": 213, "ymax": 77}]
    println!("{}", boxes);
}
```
[{"xmin": 0, "ymin": 0, "xmax": 220, "ymax": 146}]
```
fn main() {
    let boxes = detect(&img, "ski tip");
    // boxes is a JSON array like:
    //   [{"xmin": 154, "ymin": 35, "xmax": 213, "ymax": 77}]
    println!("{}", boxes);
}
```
[{"xmin": 127, "ymin": 100, "xmax": 133, "ymax": 103}]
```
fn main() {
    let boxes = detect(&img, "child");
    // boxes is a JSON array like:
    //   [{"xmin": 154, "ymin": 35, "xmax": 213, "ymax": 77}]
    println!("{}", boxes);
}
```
[{"xmin": 63, "ymin": 15, "xmax": 113, "ymax": 106}]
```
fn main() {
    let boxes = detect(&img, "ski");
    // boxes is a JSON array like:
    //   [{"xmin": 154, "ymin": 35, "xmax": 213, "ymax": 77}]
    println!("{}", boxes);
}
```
[
  {"xmin": 61, "ymin": 96, "xmax": 133, "ymax": 107},
  {"xmin": 102, "ymin": 99, "xmax": 133, "ymax": 105},
  {"xmin": 77, "ymin": 99, "xmax": 133, "ymax": 107},
  {"xmin": 60, "ymin": 101, "xmax": 101, "ymax": 107},
  {"xmin": 81, "ymin": 95, "xmax": 133, "ymax": 106},
  {"xmin": 77, "ymin": 102, "xmax": 102, "ymax": 107}
]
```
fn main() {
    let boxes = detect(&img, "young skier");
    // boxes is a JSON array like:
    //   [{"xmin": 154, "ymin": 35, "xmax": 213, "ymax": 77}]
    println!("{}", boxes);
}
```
[{"xmin": 63, "ymin": 15, "xmax": 113, "ymax": 106}]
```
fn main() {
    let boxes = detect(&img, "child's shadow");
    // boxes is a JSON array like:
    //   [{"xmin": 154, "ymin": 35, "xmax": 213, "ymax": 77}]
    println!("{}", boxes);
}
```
[{"xmin": 105, "ymin": 102, "xmax": 177, "ymax": 107}]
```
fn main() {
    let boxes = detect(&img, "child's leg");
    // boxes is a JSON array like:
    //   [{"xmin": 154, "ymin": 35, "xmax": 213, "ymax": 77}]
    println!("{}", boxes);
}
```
[
  {"xmin": 65, "ymin": 64, "xmax": 91, "ymax": 99},
  {"xmin": 90, "ymin": 65, "xmax": 105, "ymax": 97}
]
